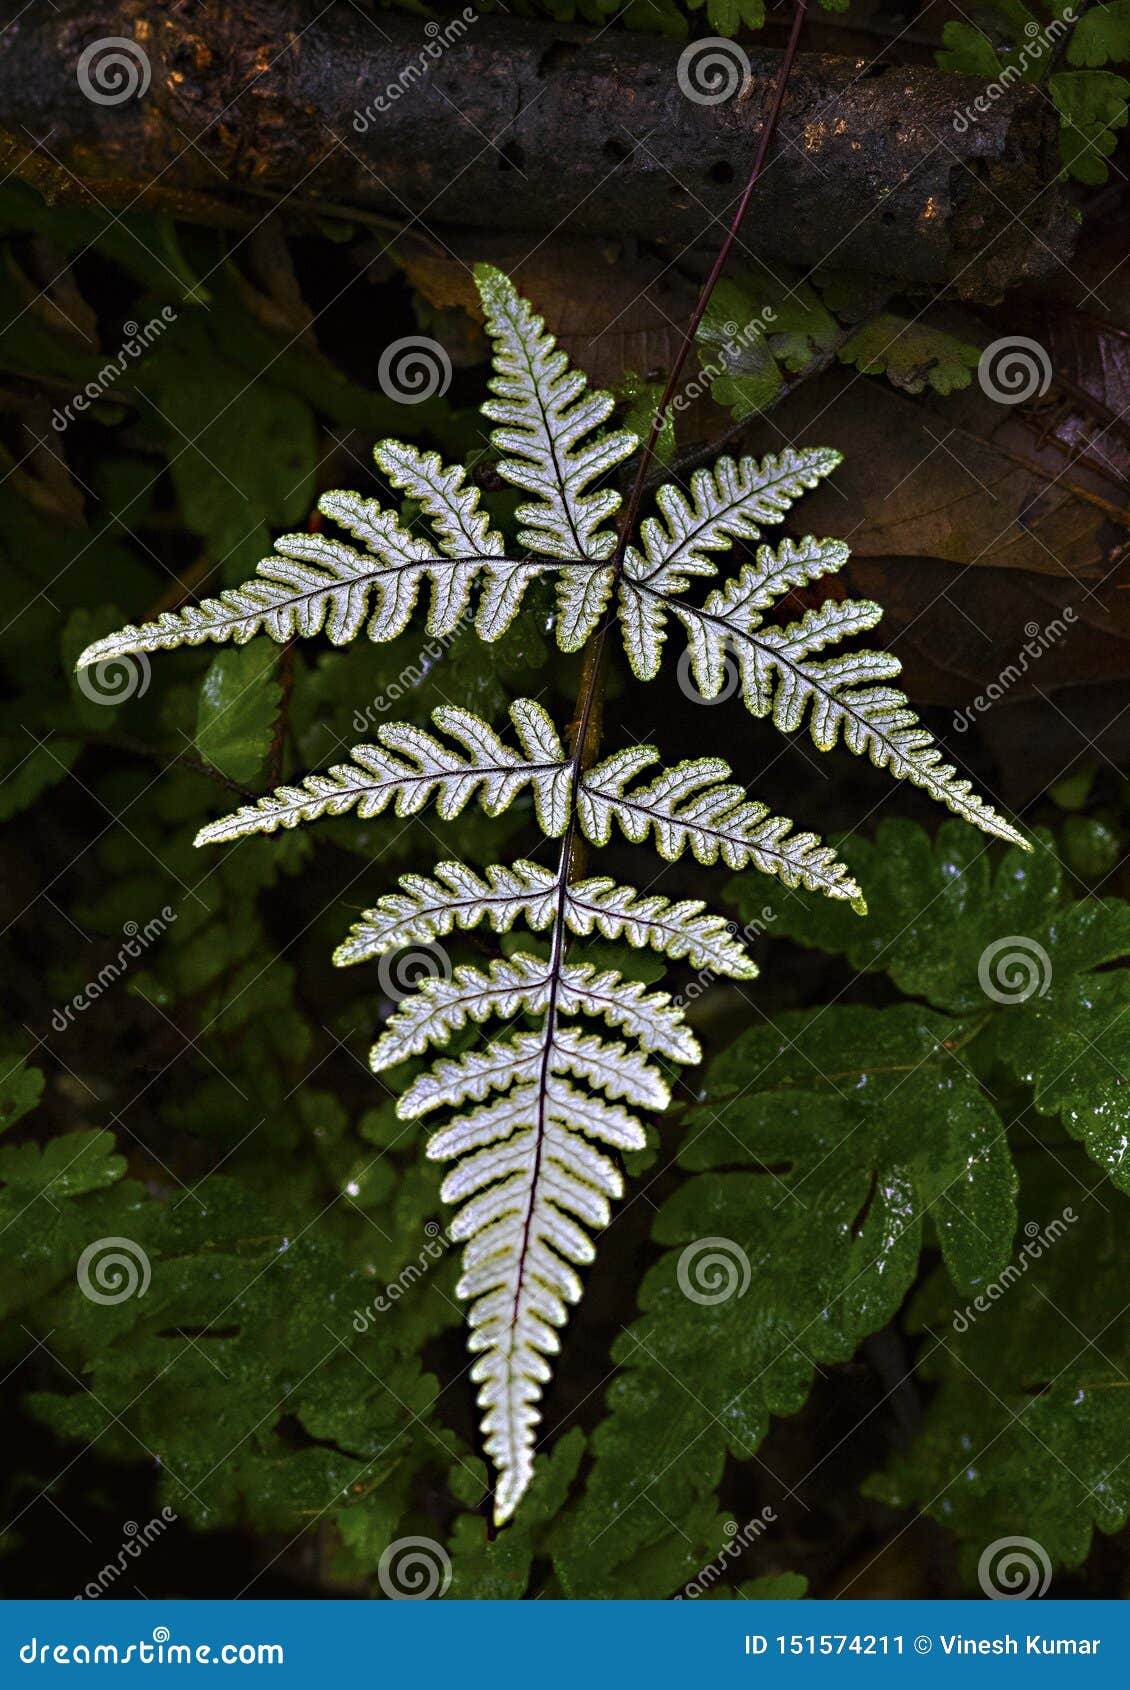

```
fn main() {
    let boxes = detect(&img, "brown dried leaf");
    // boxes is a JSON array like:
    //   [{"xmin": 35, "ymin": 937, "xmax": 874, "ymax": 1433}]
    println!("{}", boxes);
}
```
[
  {"xmin": 758, "ymin": 374, "xmax": 1128, "ymax": 580},
  {"xmin": 397, "ymin": 235, "xmax": 700, "ymax": 392}
]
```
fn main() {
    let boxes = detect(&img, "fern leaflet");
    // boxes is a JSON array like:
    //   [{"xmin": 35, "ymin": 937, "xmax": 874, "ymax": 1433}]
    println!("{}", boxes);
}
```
[
  {"xmin": 193, "ymin": 699, "xmax": 569, "ymax": 845},
  {"xmin": 579, "ymin": 748, "xmax": 866, "ymax": 905},
  {"xmin": 335, "ymin": 860, "xmax": 755, "ymax": 978}
]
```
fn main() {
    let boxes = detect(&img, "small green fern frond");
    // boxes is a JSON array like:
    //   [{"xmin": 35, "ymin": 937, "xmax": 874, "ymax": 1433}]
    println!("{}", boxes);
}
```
[
  {"xmin": 578, "ymin": 747, "xmax": 865, "ymax": 907},
  {"xmin": 194, "ymin": 699, "xmax": 569, "ymax": 845}
]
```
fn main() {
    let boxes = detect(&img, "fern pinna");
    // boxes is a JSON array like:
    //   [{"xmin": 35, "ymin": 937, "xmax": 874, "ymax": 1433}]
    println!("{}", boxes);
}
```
[{"xmin": 77, "ymin": 267, "xmax": 1025, "ymax": 1526}]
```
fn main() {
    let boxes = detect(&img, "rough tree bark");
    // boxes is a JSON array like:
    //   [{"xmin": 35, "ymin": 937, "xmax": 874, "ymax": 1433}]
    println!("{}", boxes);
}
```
[{"xmin": 0, "ymin": 0, "xmax": 1077, "ymax": 296}]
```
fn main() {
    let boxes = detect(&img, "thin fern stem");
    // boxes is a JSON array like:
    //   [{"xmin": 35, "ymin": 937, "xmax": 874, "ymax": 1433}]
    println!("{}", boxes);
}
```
[
  {"xmin": 617, "ymin": 0, "xmax": 811, "ymax": 557},
  {"xmin": 566, "ymin": 0, "xmax": 810, "ymax": 798}
]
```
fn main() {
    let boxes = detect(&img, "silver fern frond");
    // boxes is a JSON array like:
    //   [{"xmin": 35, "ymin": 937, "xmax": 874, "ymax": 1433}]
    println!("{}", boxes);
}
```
[
  {"xmin": 77, "ymin": 492, "xmax": 517, "ymax": 666},
  {"xmin": 335, "ymin": 861, "xmax": 755, "ymax": 978},
  {"xmin": 399, "ymin": 1025, "xmax": 668, "ymax": 1117},
  {"xmin": 334, "ymin": 860, "xmax": 560, "ymax": 962},
  {"xmin": 391, "ymin": 1018, "xmax": 662, "ymax": 1524},
  {"xmin": 579, "ymin": 747, "xmax": 866, "ymax": 907},
  {"xmin": 194, "ymin": 698, "xmax": 569, "ymax": 845},
  {"xmin": 624, "ymin": 491, "xmax": 1026, "ymax": 847},
  {"xmin": 75, "ymin": 263, "xmax": 1028, "ymax": 1527},
  {"xmin": 370, "ymin": 952, "xmax": 698, "ymax": 1070},
  {"xmin": 475, "ymin": 263, "xmax": 638, "ymax": 647},
  {"xmin": 428, "ymin": 1070, "xmax": 645, "ymax": 1524},
  {"xmin": 674, "ymin": 581, "xmax": 1024, "ymax": 844}
]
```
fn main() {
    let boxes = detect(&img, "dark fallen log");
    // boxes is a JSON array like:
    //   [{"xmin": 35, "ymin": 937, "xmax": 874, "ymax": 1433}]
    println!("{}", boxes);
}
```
[{"xmin": 0, "ymin": 1, "xmax": 1077, "ymax": 297}]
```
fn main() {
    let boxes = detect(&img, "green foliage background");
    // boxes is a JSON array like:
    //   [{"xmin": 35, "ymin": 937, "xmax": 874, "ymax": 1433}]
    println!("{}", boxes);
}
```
[{"xmin": 2, "ymin": 15, "xmax": 1130, "ymax": 1592}]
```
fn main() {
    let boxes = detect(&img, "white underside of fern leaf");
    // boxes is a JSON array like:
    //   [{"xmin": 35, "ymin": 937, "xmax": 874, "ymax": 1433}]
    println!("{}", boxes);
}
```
[
  {"xmin": 394, "ymin": 1021, "xmax": 660, "ymax": 1525},
  {"xmin": 74, "ymin": 260, "xmax": 1029, "ymax": 1526}
]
